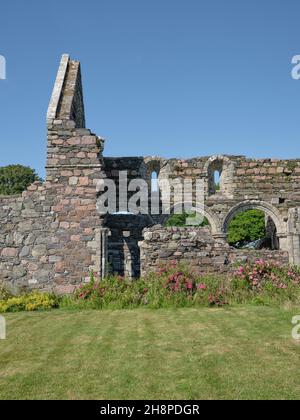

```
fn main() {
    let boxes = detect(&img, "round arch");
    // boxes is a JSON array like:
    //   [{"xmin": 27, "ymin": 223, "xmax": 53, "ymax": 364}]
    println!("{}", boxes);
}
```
[
  {"xmin": 201, "ymin": 206, "xmax": 221, "ymax": 235},
  {"xmin": 204, "ymin": 155, "xmax": 236, "ymax": 197},
  {"xmin": 203, "ymin": 155, "xmax": 232, "ymax": 173},
  {"xmin": 161, "ymin": 204, "xmax": 221, "ymax": 235},
  {"xmin": 222, "ymin": 200, "xmax": 286, "ymax": 236}
]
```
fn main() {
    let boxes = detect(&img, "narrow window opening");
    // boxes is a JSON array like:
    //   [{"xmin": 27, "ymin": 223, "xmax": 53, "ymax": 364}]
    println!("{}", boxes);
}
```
[
  {"xmin": 214, "ymin": 170, "xmax": 221, "ymax": 192},
  {"xmin": 151, "ymin": 171, "xmax": 159, "ymax": 193},
  {"xmin": 208, "ymin": 159, "xmax": 224, "ymax": 196}
]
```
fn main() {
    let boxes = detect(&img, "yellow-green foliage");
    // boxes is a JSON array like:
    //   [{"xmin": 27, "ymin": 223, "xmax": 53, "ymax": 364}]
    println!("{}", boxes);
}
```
[
  {"xmin": 0, "ymin": 291, "xmax": 59, "ymax": 313},
  {"xmin": 0, "ymin": 283, "xmax": 12, "ymax": 301}
]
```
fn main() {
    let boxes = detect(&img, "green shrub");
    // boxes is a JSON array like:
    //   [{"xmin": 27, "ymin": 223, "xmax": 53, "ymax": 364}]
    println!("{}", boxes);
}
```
[
  {"xmin": 227, "ymin": 209, "xmax": 266, "ymax": 246},
  {"xmin": 165, "ymin": 212, "xmax": 210, "ymax": 227},
  {"xmin": 0, "ymin": 283, "xmax": 12, "ymax": 301}
]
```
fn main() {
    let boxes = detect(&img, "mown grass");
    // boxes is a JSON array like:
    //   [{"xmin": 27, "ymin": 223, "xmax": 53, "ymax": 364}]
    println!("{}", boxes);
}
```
[{"xmin": 0, "ymin": 306, "xmax": 300, "ymax": 400}]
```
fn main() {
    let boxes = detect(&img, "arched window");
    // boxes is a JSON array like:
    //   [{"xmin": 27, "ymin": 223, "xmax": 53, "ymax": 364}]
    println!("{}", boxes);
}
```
[
  {"xmin": 226, "ymin": 208, "xmax": 278, "ymax": 250},
  {"xmin": 206, "ymin": 156, "xmax": 235, "ymax": 197},
  {"xmin": 214, "ymin": 170, "xmax": 221, "ymax": 191},
  {"xmin": 208, "ymin": 159, "xmax": 223, "ymax": 195}
]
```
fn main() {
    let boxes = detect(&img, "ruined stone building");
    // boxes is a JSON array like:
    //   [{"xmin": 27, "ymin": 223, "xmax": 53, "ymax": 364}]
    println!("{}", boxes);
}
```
[{"xmin": 1, "ymin": 54, "xmax": 300, "ymax": 293}]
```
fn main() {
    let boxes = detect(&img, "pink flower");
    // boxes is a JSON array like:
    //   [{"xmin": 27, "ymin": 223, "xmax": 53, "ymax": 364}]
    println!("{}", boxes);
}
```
[
  {"xmin": 197, "ymin": 283, "xmax": 207, "ymax": 291},
  {"xmin": 277, "ymin": 283, "xmax": 288, "ymax": 289},
  {"xmin": 173, "ymin": 283, "xmax": 180, "ymax": 291},
  {"xmin": 185, "ymin": 282, "xmax": 193, "ymax": 290}
]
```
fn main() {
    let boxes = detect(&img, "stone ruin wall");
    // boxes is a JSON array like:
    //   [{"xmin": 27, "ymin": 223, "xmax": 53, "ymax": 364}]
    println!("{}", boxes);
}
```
[
  {"xmin": 0, "ymin": 125, "xmax": 105, "ymax": 293},
  {"xmin": 1, "ymin": 54, "xmax": 300, "ymax": 292},
  {"xmin": 140, "ymin": 225, "xmax": 289, "ymax": 277}
]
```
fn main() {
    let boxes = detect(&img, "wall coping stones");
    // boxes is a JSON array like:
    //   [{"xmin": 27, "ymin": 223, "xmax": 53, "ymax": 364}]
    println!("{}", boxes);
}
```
[{"xmin": 47, "ymin": 54, "xmax": 70, "ymax": 124}]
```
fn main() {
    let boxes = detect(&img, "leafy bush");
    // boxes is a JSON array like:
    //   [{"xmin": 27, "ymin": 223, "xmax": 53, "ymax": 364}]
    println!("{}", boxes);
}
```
[
  {"xmin": 227, "ymin": 209, "xmax": 266, "ymax": 246},
  {"xmin": 0, "ymin": 291, "xmax": 59, "ymax": 313},
  {"xmin": 0, "ymin": 165, "xmax": 41, "ymax": 196},
  {"xmin": 0, "ymin": 283, "xmax": 12, "ymax": 301},
  {"xmin": 230, "ymin": 260, "xmax": 300, "ymax": 305}
]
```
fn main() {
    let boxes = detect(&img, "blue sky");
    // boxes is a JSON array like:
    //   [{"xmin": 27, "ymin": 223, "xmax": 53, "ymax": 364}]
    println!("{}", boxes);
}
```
[{"xmin": 0, "ymin": 0, "xmax": 300, "ymax": 177}]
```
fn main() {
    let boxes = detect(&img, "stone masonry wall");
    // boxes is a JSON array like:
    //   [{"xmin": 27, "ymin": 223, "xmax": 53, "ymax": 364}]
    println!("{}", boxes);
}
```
[
  {"xmin": 0, "ymin": 125, "xmax": 105, "ymax": 293},
  {"xmin": 150, "ymin": 156, "xmax": 300, "ymax": 200},
  {"xmin": 140, "ymin": 225, "xmax": 289, "ymax": 275},
  {"xmin": 45, "ymin": 124, "xmax": 105, "ymax": 290},
  {"xmin": 1, "ymin": 54, "xmax": 300, "ymax": 293},
  {"xmin": 0, "ymin": 188, "xmax": 55, "ymax": 292}
]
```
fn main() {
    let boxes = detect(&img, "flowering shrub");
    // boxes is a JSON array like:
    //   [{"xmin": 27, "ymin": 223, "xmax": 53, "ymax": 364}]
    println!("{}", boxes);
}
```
[
  {"xmin": 157, "ymin": 262, "xmax": 228, "ymax": 306},
  {"xmin": 0, "ymin": 291, "xmax": 59, "ymax": 313},
  {"xmin": 165, "ymin": 270, "xmax": 197, "ymax": 294},
  {"xmin": 233, "ymin": 260, "xmax": 300, "ymax": 289},
  {"xmin": 229, "ymin": 259, "xmax": 300, "ymax": 306},
  {"xmin": 73, "ymin": 275, "xmax": 149, "ymax": 309},
  {"xmin": 69, "ymin": 261, "xmax": 300, "ymax": 309},
  {"xmin": 1, "ymin": 261, "xmax": 299, "ymax": 312}
]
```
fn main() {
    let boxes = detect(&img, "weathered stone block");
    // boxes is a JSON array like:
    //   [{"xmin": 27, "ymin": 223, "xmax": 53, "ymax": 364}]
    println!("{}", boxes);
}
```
[
  {"xmin": 19, "ymin": 246, "xmax": 30, "ymax": 258},
  {"xmin": 81, "ymin": 136, "xmax": 96, "ymax": 145},
  {"xmin": 32, "ymin": 245, "xmax": 47, "ymax": 258},
  {"xmin": 1, "ymin": 248, "xmax": 17, "ymax": 257},
  {"xmin": 69, "ymin": 177, "xmax": 78, "ymax": 186}
]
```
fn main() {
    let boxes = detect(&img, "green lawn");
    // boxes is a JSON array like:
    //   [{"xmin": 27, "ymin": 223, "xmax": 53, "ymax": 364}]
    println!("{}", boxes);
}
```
[{"xmin": 0, "ymin": 306, "xmax": 300, "ymax": 400}]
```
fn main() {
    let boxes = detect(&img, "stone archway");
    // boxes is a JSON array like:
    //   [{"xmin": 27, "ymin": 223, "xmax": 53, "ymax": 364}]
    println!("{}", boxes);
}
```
[
  {"xmin": 222, "ymin": 200, "xmax": 287, "ymax": 250},
  {"xmin": 159, "ymin": 204, "xmax": 221, "ymax": 235},
  {"xmin": 223, "ymin": 200, "xmax": 285, "ymax": 234},
  {"xmin": 199, "ymin": 206, "xmax": 221, "ymax": 235}
]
